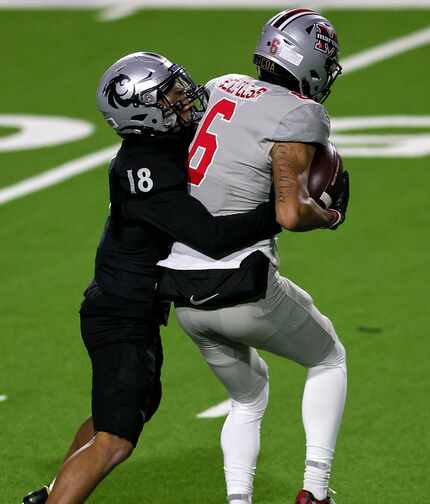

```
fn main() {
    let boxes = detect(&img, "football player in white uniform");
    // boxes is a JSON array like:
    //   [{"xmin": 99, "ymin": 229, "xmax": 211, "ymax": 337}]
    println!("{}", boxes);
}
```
[{"xmin": 158, "ymin": 9, "xmax": 349, "ymax": 504}]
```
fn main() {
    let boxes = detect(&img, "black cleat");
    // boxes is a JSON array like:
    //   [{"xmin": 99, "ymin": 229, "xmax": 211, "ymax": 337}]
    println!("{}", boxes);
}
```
[{"xmin": 22, "ymin": 486, "xmax": 49, "ymax": 503}]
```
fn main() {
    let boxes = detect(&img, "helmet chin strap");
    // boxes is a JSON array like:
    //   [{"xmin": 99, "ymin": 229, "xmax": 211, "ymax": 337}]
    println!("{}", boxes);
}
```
[{"xmin": 163, "ymin": 111, "xmax": 178, "ymax": 130}]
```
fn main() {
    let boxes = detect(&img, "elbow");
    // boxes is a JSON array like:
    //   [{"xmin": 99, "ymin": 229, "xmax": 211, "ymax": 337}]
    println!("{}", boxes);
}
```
[{"xmin": 276, "ymin": 207, "xmax": 301, "ymax": 231}]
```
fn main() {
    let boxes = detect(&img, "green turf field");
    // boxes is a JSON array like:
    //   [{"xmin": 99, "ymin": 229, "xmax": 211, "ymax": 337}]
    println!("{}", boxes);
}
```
[{"xmin": 1, "ymin": 5, "xmax": 429, "ymax": 503}]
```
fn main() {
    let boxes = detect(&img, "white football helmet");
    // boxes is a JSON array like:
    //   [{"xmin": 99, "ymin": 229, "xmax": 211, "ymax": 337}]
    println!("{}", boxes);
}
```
[
  {"xmin": 254, "ymin": 8, "xmax": 342, "ymax": 102},
  {"xmin": 96, "ymin": 52, "xmax": 208, "ymax": 136}
]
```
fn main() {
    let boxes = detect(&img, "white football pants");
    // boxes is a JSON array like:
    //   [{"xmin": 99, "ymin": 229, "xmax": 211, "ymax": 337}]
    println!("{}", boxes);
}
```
[{"xmin": 176, "ymin": 266, "xmax": 347, "ymax": 502}]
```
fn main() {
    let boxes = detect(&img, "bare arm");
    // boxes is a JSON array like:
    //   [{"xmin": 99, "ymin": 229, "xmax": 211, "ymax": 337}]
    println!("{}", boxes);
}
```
[{"xmin": 271, "ymin": 142, "xmax": 337, "ymax": 231}]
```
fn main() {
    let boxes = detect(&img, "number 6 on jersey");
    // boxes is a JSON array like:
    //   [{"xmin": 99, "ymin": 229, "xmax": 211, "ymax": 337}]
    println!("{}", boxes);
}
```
[{"xmin": 188, "ymin": 98, "xmax": 237, "ymax": 186}]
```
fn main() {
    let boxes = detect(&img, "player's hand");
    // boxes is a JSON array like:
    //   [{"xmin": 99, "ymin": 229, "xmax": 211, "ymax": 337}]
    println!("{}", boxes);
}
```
[{"xmin": 328, "ymin": 170, "xmax": 350, "ymax": 230}]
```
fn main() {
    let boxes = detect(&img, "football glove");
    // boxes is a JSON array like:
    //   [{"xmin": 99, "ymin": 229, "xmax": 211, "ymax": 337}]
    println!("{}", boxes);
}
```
[{"xmin": 328, "ymin": 169, "xmax": 350, "ymax": 230}]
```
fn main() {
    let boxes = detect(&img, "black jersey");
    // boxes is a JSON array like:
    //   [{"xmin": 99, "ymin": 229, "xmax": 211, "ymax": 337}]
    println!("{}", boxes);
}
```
[
  {"xmin": 94, "ymin": 132, "xmax": 189, "ymax": 305},
  {"xmin": 89, "ymin": 129, "xmax": 279, "ymax": 318}
]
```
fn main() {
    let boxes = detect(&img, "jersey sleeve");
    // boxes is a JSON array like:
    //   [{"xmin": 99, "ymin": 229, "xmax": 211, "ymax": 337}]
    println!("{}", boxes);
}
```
[
  {"xmin": 271, "ymin": 102, "xmax": 330, "ymax": 146},
  {"xmin": 123, "ymin": 192, "xmax": 280, "ymax": 260}
]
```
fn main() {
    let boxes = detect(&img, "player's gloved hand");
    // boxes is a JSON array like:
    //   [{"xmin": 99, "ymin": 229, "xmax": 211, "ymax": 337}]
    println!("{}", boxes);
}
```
[{"xmin": 328, "ymin": 170, "xmax": 350, "ymax": 230}]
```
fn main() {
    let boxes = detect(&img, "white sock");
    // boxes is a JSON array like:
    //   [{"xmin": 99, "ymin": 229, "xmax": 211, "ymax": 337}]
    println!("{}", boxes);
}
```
[
  {"xmin": 221, "ymin": 381, "xmax": 269, "ymax": 501},
  {"xmin": 304, "ymin": 447, "xmax": 332, "ymax": 500},
  {"xmin": 228, "ymin": 494, "xmax": 252, "ymax": 504},
  {"xmin": 302, "ymin": 340, "xmax": 347, "ymax": 500}
]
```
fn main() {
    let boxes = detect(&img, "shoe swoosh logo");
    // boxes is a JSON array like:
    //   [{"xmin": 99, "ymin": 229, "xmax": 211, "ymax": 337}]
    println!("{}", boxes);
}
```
[{"xmin": 189, "ymin": 293, "xmax": 220, "ymax": 306}]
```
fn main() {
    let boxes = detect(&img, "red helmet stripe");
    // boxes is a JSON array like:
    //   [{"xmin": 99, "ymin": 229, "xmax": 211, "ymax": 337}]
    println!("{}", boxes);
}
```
[{"xmin": 272, "ymin": 8, "xmax": 315, "ymax": 29}]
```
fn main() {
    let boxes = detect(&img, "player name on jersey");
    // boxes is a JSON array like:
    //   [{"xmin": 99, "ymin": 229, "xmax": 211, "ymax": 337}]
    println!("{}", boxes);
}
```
[{"xmin": 218, "ymin": 77, "xmax": 268, "ymax": 101}]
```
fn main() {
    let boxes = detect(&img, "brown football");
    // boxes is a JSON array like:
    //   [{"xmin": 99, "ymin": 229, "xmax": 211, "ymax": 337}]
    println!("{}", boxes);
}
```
[{"xmin": 308, "ymin": 142, "xmax": 343, "ymax": 209}]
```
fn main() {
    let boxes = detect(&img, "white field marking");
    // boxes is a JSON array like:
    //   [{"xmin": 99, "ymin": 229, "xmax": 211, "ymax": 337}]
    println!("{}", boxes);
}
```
[
  {"xmin": 98, "ymin": 0, "xmax": 430, "ymax": 21},
  {"xmin": 0, "ymin": 0, "xmax": 110, "ymax": 6},
  {"xmin": 99, "ymin": 0, "xmax": 144, "ymax": 22},
  {"xmin": 0, "ymin": 115, "xmax": 94, "ymax": 152},
  {"xmin": 0, "ymin": 144, "xmax": 119, "ymax": 205},
  {"xmin": 0, "ymin": 395, "xmax": 8, "ymax": 402},
  {"xmin": 2, "ymin": 23, "xmax": 430, "ymax": 205},
  {"xmin": 197, "ymin": 399, "xmax": 231, "ymax": 418},
  {"xmin": 2, "ymin": 0, "xmax": 430, "ymax": 9},
  {"xmin": 341, "ymin": 26, "xmax": 430, "ymax": 75},
  {"xmin": 332, "ymin": 116, "xmax": 430, "ymax": 157}
]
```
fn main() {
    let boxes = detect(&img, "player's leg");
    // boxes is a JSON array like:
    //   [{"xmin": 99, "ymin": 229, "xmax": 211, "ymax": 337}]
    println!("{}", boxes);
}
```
[
  {"xmin": 22, "ymin": 417, "xmax": 95, "ymax": 503},
  {"xmin": 229, "ymin": 272, "xmax": 346, "ymax": 501},
  {"xmin": 46, "ymin": 334, "xmax": 138, "ymax": 503},
  {"xmin": 47, "ymin": 431, "xmax": 133, "ymax": 503},
  {"xmin": 301, "ymin": 329, "xmax": 346, "ymax": 502},
  {"xmin": 255, "ymin": 275, "xmax": 347, "ymax": 501},
  {"xmin": 178, "ymin": 267, "xmax": 346, "ymax": 501},
  {"xmin": 63, "ymin": 416, "xmax": 94, "ymax": 462},
  {"xmin": 46, "ymin": 314, "xmax": 163, "ymax": 503},
  {"xmin": 176, "ymin": 308, "xmax": 269, "ymax": 504}
]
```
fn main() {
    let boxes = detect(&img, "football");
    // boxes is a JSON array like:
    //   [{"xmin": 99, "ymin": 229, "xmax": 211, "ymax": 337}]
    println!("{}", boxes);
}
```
[{"xmin": 308, "ymin": 142, "xmax": 343, "ymax": 209}]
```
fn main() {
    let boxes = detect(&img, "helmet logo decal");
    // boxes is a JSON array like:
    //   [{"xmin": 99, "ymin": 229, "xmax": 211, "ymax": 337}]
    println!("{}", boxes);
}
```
[
  {"xmin": 314, "ymin": 23, "xmax": 339, "ymax": 57},
  {"xmin": 270, "ymin": 38, "xmax": 281, "ymax": 55},
  {"xmin": 103, "ymin": 73, "xmax": 147, "ymax": 109}
]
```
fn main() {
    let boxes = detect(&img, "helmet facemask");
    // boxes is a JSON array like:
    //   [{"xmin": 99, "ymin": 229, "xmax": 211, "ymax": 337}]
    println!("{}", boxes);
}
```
[
  {"xmin": 312, "ymin": 55, "xmax": 342, "ymax": 104},
  {"xmin": 155, "ymin": 65, "xmax": 208, "ymax": 132}
]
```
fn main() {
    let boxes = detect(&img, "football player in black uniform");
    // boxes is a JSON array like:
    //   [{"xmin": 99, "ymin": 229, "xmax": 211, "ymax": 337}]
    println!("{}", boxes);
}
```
[{"xmin": 23, "ymin": 52, "xmax": 279, "ymax": 504}]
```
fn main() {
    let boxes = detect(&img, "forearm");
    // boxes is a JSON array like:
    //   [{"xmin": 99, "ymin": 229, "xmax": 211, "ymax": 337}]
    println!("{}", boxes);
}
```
[
  {"xmin": 207, "ymin": 203, "xmax": 279, "ymax": 258},
  {"xmin": 272, "ymin": 141, "xmax": 337, "ymax": 232},
  {"xmin": 277, "ymin": 196, "xmax": 337, "ymax": 232},
  {"xmin": 124, "ymin": 193, "xmax": 279, "ymax": 259}
]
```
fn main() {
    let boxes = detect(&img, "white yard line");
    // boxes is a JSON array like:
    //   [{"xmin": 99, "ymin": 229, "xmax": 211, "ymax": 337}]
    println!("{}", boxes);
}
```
[
  {"xmin": 98, "ymin": 0, "xmax": 430, "ymax": 21},
  {"xmin": 0, "ymin": 395, "xmax": 8, "ymax": 402},
  {"xmin": 0, "ymin": 144, "xmax": 119, "ymax": 205},
  {"xmin": 341, "ymin": 25, "xmax": 430, "ymax": 75},
  {"xmin": 99, "ymin": 0, "xmax": 145, "ymax": 22},
  {"xmin": 197, "ymin": 399, "xmax": 231, "ymax": 418},
  {"xmin": 0, "ymin": 0, "xmax": 109, "ymax": 7},
  {"xmin": 2, "ymin": 0, "xmax": 430, "ymax": 9},
  {"xmin": 1, "ymin": 22, "xmax": 430, "ymax": 205}
]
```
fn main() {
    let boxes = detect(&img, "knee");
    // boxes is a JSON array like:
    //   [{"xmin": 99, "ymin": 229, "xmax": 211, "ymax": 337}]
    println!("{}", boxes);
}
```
[
  {"xmin": 231, "ymin": 379, "xmax": 269, "ymax": 420},
  {"xmin": 233, "ymin": 356, "xmax": 269, "ymax": 411},
  {"xmin": 94, "ymin": 432, "xmax": 134, "ymax": 466},
  {"xmin": 334, "ymin": 339, "xmax": 346, "ymax": 367},
  {"xmin": 319, "ymin": 338, "xmax": 347, "ymax": 372}
]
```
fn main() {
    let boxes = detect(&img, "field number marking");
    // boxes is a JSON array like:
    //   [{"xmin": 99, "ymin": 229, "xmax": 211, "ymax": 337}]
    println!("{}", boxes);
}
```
[{"xmin": 0, "ymin": 115, "xmax": 94, "ymax": 153}]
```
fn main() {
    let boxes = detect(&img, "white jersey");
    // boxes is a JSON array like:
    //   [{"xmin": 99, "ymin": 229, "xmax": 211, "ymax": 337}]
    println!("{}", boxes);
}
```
[{"xmin": 159, "ymin": 73, "xmax": 330, "ymax": 271}]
